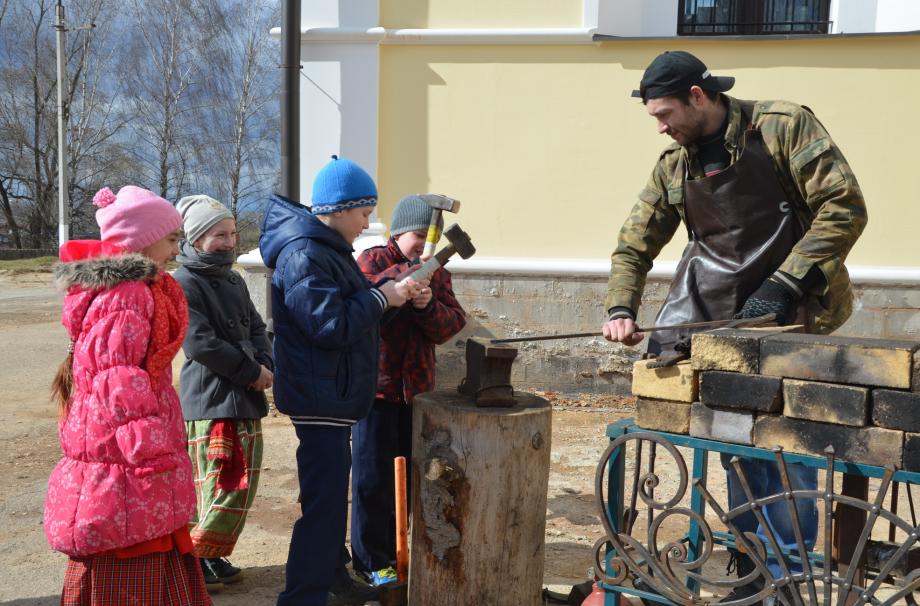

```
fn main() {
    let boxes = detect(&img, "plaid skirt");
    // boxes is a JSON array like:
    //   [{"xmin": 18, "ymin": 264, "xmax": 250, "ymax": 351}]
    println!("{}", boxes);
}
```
[{"xmin": 60, "ymin": 548, "xmax": 211, "ymax": 605}]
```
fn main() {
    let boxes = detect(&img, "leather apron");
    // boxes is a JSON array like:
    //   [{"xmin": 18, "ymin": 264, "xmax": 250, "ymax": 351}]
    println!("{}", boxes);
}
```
[{"xmin": 647, "ymin": 125, "xmax": 804, "ymax": 356}]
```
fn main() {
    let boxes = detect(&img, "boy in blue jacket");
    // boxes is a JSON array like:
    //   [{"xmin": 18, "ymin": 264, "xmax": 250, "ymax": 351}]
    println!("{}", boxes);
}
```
[{"xmin": 260, "ymin": 156, "xmax": 427, "ymax": 606}]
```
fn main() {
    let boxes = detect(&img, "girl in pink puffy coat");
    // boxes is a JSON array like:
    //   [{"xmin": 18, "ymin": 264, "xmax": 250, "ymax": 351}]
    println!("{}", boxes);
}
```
[{"xmin": 45, "ymin": 185, "xmax": 210, "ymax": 605}]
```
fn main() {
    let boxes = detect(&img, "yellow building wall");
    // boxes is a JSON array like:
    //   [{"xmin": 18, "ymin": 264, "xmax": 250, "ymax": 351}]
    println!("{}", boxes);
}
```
[
  {"xmin": 380, "ymin": 0, "xmax": 583, "ymax": 30},
  {"xmin": 378, "ymin": 36, "xmax": 920, "ymax": 268}
]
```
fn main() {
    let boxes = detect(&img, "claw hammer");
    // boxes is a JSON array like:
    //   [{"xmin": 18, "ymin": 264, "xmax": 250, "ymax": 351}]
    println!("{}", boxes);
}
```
[
  {"xmin": 418, "ymin": 194, "xmax": 461, "ymax": 259},
  {"xmin": 399, "ymin": 223, "xmax": 475, "ymax": 283}
]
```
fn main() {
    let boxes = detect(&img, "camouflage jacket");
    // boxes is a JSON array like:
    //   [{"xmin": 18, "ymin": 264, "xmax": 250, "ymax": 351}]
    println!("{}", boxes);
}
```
[{"xmin": 606, "ymin": 95, "xmax": 868, "ymax": 334}]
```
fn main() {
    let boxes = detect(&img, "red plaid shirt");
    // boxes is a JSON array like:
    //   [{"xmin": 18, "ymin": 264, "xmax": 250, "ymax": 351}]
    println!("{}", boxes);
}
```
[{"xmin": 357, "ymin": 239, "xmax": 467, "ymax": 404}]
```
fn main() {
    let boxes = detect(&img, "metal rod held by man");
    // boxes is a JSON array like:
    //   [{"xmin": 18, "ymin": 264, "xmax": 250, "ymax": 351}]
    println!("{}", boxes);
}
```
[{"xmin": 489, "ymin": 313, "xmax": 778, "ymax": 344}]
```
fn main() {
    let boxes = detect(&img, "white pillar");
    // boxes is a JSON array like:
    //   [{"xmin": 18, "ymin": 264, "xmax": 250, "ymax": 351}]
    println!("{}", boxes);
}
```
[
  {"xmin": 829, "ymin": 0, "xmax": 879, "ymax": 34},
  {"xmin": 300, "ymin": 0, "xmax": 386, "ymax": 253},
  {"xmin": 587, "ymin": 0, "xmax": 679, "ymax": 36}
]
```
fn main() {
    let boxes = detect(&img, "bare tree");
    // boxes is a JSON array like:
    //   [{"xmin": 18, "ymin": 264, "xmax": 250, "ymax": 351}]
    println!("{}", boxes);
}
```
[
  {"xmin": 0, "ymin": 177, "xmax": 24, "ymax": 248},
  {"xmin": 123, "ymin": 0, "xmax": 200, "ymax": 201},
  {"xmin": 22, "ymin": 0, "xmax": 57, "ymax": 247},
  {"xmin": 0, "ymin": 0, "xmax": 134, "ymax": 246},
  {"xmin": 0, "ymin": 0, "xmax": 280, "ymax": 247},
  {"xmin": 0, "ymin": 3, "xmax": 25, "ymax": 249},
  {"xmin": 56, "ymin": 0, "xmax": 136, "ymax": 237},
  {"xmin": 189, "ymin": 0, "xmax": 279, "ymax": 228}
]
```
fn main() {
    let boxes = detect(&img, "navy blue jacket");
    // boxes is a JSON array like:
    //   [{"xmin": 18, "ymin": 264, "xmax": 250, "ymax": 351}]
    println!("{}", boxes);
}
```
[{"xmin": 260, "ymin": 194, "xmax": 385, "ymax": 426}]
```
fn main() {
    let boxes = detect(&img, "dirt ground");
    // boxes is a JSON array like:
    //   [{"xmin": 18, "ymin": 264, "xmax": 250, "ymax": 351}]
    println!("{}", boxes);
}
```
[
  {"xmin": 0, "ymin": 270, "xmax": 639, "ymax": 604},
  {"xmin": 7, "ymin": 269, "xmax": 917, "ymax": 605}
]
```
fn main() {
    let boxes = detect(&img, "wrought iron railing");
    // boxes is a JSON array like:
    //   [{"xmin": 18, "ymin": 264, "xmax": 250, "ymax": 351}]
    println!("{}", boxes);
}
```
[
  {"xmin": 678, "ymin": 0, "xmax": 832, "ymax": 35},
  {"xmin": 679, "ymin": 20, "xmax": 832, "ymax": 35},
  {"xmin": 594, "ymin": 422, "xmax": 920, "ymax": 605}
]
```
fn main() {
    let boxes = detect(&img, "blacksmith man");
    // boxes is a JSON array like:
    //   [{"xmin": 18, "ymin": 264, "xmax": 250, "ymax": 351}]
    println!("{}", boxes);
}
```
[{"xmin": 602, "ymin": 50, "xmax": 867, "ymax": 602}]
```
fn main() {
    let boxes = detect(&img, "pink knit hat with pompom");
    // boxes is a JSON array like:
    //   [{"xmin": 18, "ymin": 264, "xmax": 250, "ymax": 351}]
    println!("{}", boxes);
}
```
[{"xmin": 93, "ymin": 186, "xmax": 182, "ymax": 252}]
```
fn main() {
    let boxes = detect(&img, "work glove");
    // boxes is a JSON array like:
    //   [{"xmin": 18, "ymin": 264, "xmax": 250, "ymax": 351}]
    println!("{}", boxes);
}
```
[
  {"xmin": 674, "ymin": 336, "xmax": 692, "ymax": 355},
  {"xmin": 734, "ymin": 273, "xmax": 801, "ymax": 325}
]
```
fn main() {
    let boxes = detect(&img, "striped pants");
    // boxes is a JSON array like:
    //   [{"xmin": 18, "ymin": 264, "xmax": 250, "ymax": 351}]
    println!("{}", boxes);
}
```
[{"xmin": 186, "ymin": 419, "xmax": 263, "ymax": 559}]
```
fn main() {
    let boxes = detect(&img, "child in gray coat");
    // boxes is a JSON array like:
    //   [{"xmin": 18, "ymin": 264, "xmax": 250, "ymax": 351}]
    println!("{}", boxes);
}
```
[{"xmin": 174, "ymin": 194, "xmax": 273, "ymax": 591}]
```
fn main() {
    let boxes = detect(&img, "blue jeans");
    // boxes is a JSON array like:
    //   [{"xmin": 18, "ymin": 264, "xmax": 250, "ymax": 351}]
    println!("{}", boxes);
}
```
[
  {"xmin": 720, "ymin": 453, "xmax": 818, "ymax": 578},
  {"xmin": 351, "ymin": 399, "xmax": 413, "ymax": 575},
  {"xmin": 278, "ymin": 424, "xmax": 352, "ymax": 606}
]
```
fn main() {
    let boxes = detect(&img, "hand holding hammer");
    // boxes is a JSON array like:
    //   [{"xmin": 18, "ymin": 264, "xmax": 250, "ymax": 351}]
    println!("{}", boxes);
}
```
[
  {"xmin": 378, "ymin": 275, "xmax": 429, "ymax": 308},
  {"xmin": 383, "ymin": 224, "xmax": 474, "ymax": 308}
]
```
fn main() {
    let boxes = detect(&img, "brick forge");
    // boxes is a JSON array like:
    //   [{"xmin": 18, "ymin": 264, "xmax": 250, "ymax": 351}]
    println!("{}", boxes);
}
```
[{"xmin": 632, "ymin": 329, "xmax": 920, "ymax": 470}]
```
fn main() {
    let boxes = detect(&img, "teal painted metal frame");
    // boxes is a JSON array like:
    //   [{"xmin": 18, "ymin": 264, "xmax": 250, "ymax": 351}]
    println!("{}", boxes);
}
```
[{"xmin": 599, "ymin": 418, "xmax": 920, "ymax": 606}]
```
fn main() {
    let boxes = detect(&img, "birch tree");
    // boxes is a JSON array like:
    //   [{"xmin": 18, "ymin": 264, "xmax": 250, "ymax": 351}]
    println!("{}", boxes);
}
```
[
  {"xmin": 190, "ymin": 0, "xmax": 279, "ymax": 225},
  {"xmin": 0, "ymin": 0, "xmax": 279, "ymax": 247},
  {"xmin": 0, "ymin": 0, "xmax": 132, "ymax": 245},
  {"xmin": 123, "ymin": 0, "xmax": 199, "ymax": 200}
]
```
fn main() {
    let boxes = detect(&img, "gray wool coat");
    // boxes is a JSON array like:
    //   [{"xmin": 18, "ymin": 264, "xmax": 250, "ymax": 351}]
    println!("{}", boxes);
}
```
[{"xmin": 174, "ymin": 243, "xmax": 272, "ymax": 420}]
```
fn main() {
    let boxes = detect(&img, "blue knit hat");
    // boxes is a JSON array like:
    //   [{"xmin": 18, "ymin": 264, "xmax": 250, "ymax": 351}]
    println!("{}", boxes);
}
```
[{"xmin": 310, "ymin": 155, "xmax": 378, "ymax": 215}]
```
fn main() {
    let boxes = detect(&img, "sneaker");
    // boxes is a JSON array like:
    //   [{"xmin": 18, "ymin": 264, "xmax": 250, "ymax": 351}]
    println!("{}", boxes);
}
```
[
  {"xmin": 201, "ymin": 557, "xmax": 243, "ymax": 584},
  {"xmin": 719, "ymin": 552, "xmax": 764, "ymax": 605},
  {"xmin": 631, "ymin": 577, "xmax": 660, "ymax": 606},
  {"xmin": 720, "ymin": 581, "xmax": 764, "ymax": 605},
  {"xmin": 199, "ymin": 559, "xmax": 224, "ymax": 592},
  {"xmin": 328, "ymin": 577, "xmax": 380, "ymax": 606},
  {"xmin": 362, "ymin": 566, "xmax": 398, "ymax": 587}
]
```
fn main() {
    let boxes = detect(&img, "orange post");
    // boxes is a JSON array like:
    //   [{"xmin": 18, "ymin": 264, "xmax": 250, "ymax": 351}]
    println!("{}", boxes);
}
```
[{"xmin": 395, "ymin": 455, "xmax": 409, "ymax": 583}]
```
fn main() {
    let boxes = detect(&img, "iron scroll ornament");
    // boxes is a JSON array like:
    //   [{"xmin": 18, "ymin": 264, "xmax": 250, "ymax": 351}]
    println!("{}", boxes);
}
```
[{"xmin": 592, "ymin": 432, "xmax": 920, "ymax": 606}]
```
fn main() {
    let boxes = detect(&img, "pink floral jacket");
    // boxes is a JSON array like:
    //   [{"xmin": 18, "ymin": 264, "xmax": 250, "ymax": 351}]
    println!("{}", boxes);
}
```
[{"xmin": 44, "ymin": 253, "xmax": 195, "ymax": 557}]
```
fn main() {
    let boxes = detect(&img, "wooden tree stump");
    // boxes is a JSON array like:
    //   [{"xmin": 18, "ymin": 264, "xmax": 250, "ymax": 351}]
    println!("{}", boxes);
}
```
[{"xmin": 408, "ymin": 390, "xmax": 552, "ymax": 606}]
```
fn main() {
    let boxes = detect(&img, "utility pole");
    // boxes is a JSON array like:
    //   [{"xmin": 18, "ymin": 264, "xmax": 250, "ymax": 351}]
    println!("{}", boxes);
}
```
[{"xmin": 54, "ymin": 0, "xmax": 69, "ymax": 247}]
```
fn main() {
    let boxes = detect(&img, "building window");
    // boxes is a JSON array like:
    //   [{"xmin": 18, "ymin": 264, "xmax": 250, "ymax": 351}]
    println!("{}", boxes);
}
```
[{"xmin": 678, "ymin": 0, "xmax": 831, "ymax": 36}]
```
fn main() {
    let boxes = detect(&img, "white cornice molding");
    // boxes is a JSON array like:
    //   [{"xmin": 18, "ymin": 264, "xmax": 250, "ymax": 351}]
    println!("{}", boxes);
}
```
[
  {"xmin": 382, "ymin": 27, "xmax": 598, "ymax": 44},
  {"xmin": 445, "ymin": 258, "xmax": 920, "ymax": 285},
  {"xmin": 444, "ymin": 257, "xmax": 665, "ymax": 277},
  {"xmin": 269, "ymin": 26, "xmax": 598, "ymax": 45},
  {"xmin": 268, "ymin": 26, "xmax": 386, "ymax": 43},
  {"xmin": 237, "ymin": 251, "xmax": 920, "ymax": 285}
]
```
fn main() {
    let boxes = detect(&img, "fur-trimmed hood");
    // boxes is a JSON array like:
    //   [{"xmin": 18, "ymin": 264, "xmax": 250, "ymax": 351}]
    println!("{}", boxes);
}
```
[{"xmin": 54, "ymin": 253, "xmax": 159, "ymax": 291}]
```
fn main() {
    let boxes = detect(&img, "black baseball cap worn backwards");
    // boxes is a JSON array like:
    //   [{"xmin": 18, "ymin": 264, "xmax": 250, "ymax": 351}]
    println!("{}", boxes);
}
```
[{"xmin": 632, "ymin": 50, "xmax": 735, "ymax": 102}]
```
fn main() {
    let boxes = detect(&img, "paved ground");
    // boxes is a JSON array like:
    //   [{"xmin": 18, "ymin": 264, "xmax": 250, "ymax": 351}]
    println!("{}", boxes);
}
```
[{"xmin": 0, "ymin": 271, "xmax": 635, "ymax": 604}]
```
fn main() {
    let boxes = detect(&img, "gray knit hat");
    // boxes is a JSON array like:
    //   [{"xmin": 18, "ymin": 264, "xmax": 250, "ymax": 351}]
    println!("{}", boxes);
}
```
[
  {"xmin": 390, "ymin": 194, "xmax": 442, "ymax": 237},
  {"xmin": 176, "ymin": 195, "xmax": 234, "ymax": 244}
]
